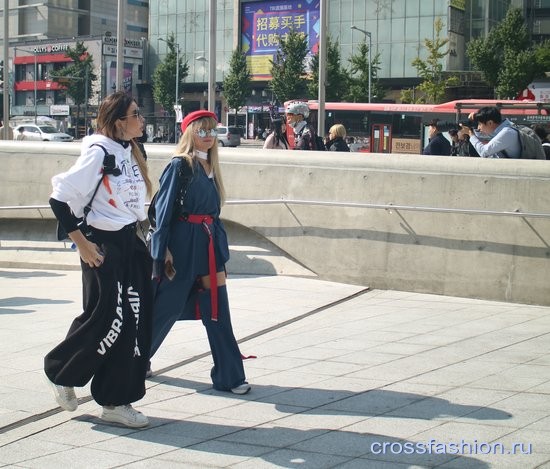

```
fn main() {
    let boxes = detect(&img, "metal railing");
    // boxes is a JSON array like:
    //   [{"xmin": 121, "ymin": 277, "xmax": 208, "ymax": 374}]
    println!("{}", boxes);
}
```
[{"xmin": 1, "ymin": 200, "xmax": 550, "ymax": 219}]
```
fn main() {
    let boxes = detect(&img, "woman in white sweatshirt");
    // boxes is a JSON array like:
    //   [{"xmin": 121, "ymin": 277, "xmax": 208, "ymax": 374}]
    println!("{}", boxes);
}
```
[{"xmin": 44, "ymin": 91, "xmax": 153, "ymax": 428}]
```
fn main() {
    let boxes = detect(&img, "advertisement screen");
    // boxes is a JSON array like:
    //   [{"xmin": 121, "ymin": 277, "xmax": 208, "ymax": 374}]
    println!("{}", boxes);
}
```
[{"xmin": 241, "ymin": 0, "xmax": 321, "ymax": 80}]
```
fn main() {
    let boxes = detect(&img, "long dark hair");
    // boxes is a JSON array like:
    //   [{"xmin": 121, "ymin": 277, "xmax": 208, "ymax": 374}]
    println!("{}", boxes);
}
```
[
  {"xmin": 270, "ymin": 119, "xmax": 289, "ymax": 149},
  {"xmin": 96, "ymin": 91, "xmax": 152, "ymax": 196}
]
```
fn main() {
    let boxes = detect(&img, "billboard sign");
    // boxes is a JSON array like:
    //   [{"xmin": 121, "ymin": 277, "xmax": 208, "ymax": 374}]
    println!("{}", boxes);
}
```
[{"xmin": 241, "ymin": 0, "xmax": 321, "ymax": 80}]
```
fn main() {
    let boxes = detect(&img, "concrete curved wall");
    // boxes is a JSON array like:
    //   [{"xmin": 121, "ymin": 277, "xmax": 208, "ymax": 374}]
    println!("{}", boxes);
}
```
[{"xmin": 1, "ymin": 141, "xmax": 549, "ymax": 305}]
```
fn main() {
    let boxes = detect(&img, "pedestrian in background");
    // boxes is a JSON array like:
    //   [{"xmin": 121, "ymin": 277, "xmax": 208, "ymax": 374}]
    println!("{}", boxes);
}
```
[
  {"xmin": 263, "ymin": 118, "xmax": 289, "ymax": 149},
  {"xmin": 15, "ymin": 127, "xmax": 26, "ymax": 141},
  {"xmin": 44, "ymin": 92, "xmax": 153, "ymax": 428},
  {"xmin": 461, "ymin": 107, "xmax": 521, "ymax": 158},
  {"xmin": 326, "ymin": 124, "xmax": 350, "ymax": 152},
  {"xmin": 448, "ymin": 129, "xmax": 459, "ymax": 156},
  {"xmin": 149, "ymin": 110, "xmax": 251, "ymax": 395},
  {"xmin": 532, "ymin": 124, "xmax": 550, "ymax": 159},
  {"xmin": 422, "ymin": 120, "xmax": 451, "ymax": 156},
  {"xmin": 285, "ymin": 101, "xmax": 324, "ymax": 150}
]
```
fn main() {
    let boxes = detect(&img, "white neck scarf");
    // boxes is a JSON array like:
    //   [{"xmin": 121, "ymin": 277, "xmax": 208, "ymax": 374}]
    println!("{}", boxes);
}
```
[{"xmin": 195, "ymin": 150, "xmax": 208, "ymax": 160}]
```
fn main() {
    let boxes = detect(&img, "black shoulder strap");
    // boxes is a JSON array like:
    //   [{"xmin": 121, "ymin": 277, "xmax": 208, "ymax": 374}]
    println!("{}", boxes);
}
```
[
  {"xmin": 172, "ymin": 156, "xmax": 194, "ymax": 216},
  {"xmin": 83, "ymin": 144, "xmax": 119, "ymax": 218}
]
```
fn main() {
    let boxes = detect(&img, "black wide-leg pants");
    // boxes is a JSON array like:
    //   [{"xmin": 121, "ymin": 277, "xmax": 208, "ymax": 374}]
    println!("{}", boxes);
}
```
[{"xmin": 44, "ymin": 226, "xmax": 152, "ymax": 406}]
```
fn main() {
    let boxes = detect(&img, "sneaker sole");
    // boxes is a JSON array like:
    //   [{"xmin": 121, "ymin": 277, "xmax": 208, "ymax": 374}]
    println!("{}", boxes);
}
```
[
  {"xmin": 231, "ymin": 384, "xmax": 251, "ymax": 395},
  {"xmin": 44, "ymin": 375, "xmax": 77, "ymax": 412},
  {"xmin": 100, "ymin": 412, "xmax": 149, "ymax": 428}
]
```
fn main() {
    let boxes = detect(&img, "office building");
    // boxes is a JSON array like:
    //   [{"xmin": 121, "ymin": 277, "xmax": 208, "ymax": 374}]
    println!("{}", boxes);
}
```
[{"xmin": 1, "ymin": 1, "xmax": 148, "ymax": 135}]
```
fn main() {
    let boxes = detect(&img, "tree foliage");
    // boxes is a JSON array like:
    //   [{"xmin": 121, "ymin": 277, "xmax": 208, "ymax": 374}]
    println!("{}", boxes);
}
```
[
  {"xmin": 347, "ymin": 41, "xmax": 386, "ymax": 102},
  {"xmin": 534, "ymin": 39, "xmax": 550, "ymax": 74},
  {"xmin": 223, "ymin": 48, "xmax": 251, "ymax": 125},
  {"xmin": 152, "ymin": 33, "xmax": 189, "ymax": 114},
  {"xmin": 467, "ymin": 8, "xmax": 540, "ymax": 99},
  {"xmin": 408, "ymin": 18, "xmax": 459, "ymax": 103},
  {"xmin": 269, "ymin": 30, "xmax": 309, "ymax": 104},
  {"xmin": 308, "ymin": 36, "xmax": 349, "ymax": 101},
  {"xmin": 50, "ymin": 41, "xmax": 97, "ymax": 106}
]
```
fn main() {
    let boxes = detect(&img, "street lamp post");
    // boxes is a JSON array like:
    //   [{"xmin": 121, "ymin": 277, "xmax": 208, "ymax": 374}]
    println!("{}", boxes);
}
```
[
  {"xmin": 350, "ymin": 25, "xmax": 372, "ymax": 103},
  {"xmin": 159, "ymin": 37, "xmax": 180, "ymax": 144}
]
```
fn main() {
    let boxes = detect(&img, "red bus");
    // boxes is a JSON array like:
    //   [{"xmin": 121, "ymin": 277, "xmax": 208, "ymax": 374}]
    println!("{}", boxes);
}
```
[{"xmin": 285, "ymin": 99, "xmax": 550, "ymax": 154}]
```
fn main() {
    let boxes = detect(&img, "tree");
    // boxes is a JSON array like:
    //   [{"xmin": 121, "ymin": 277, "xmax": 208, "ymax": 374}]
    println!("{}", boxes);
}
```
[
  {"xmin": 269, "ymin": 30, "xmax": 309, "ymax": 104},
  {"xmin": 152, "ymin": 33, "xmax": 189, "ymax": 115},
  {"xmin": 308, "ymin": 36, "xmax": 349, "ymax": 101},
  {"xmin": 347, "ymin": 42, "xmax": 386, "ymax": 102},
  {"xmin": 467, "ymin": 8, "xmax": 540, "ymax": 99},
  {"xmin": 223, "ymin": 48, "xmax": 251, "ymax": 126},
  {"xmin": 534, "ymin": 39, "xmax": 550, "ymax": 75},
  {"xmin": 407, "ymin": 18, "xmax": 458, "ymax": 103},
  {"xmin": 49, "ymin": 41, "xmax": 97, "ymax": 132}
]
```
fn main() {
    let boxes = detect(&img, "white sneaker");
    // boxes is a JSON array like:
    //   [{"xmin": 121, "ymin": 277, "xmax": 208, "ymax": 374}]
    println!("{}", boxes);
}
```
[
  {"xmin": 45, "ymin": 374, "xmax": 78, "ymax": 412},
  {"xmin": 231, "ymin": 383, "xmax": 251, "ymax": 395},
  {"xmin": 100, "ymin": 405, "xmax": 149, "ymax": 428}
]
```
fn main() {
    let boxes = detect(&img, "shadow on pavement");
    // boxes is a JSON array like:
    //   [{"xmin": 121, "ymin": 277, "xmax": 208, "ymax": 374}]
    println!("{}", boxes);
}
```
[
  {"xmin": 149, "ymin": 376, "xmax": 512, "ymax": 422},
  {"xmin": 86, "ymin": 415, "xmax": 491, "ymax": 468},
  {"xmin": 0, "ymin": 296, "xmax": 72, "ymax": 315}
]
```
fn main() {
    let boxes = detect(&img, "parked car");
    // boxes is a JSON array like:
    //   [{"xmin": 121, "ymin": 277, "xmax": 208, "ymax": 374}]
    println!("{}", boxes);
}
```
[
  {"xmin": 216, "ymin": 125, "xmax": 241, "ymax": 147},
  {"xmin": 15, "ymin": 124, "xmax": 74, "ymax": 142}
]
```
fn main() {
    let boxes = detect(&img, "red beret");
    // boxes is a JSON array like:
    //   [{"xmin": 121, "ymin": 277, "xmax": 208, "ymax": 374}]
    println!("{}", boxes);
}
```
[{"xmin": 181, "ymin": 110, "xmax": 217, "ymax": 134}]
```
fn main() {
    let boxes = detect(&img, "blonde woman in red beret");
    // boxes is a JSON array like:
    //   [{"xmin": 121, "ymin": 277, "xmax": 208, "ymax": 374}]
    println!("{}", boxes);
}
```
[{"xmin": 148, "ymin": 110, "xmax": 250, "ymax": 394}]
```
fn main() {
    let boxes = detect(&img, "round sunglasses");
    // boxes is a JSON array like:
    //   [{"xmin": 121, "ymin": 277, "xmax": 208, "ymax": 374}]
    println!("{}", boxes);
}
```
[{"xmin": 195, "ymin": 128, "xmax": 218, "ymax": 137}]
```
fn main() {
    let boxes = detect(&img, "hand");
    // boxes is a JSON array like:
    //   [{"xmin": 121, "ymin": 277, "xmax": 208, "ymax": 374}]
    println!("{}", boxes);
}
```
[
  {"xmin": 69, "ymin": 230, "xmax": 104, "ymax": 268},
  {"xmin": 165, "ymin": 247, "xmax": 173, "ymax": 265}
]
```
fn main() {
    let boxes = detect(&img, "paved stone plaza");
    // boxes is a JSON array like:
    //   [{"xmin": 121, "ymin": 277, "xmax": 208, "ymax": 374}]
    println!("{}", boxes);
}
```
[{"xmin": 0, "ymin": 268, "xmax": 549, "ymax": 468}]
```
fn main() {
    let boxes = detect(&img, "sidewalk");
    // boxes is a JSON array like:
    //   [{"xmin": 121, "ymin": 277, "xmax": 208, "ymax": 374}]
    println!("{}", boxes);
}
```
[{"xmin": 1, "ymin": 268, "xmax": 549, "ymax": 468}]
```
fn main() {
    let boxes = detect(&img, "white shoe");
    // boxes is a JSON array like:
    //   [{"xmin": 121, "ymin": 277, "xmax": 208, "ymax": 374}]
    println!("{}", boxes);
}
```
[
  {"xmin": 100, "ymin": 405, "xmax": 149, "ymax": 428},
  {"xmin": 231, "ymin": 383, "xmax": 251, "ymax": 395},
  {"xmin": 45, "ymin": 374, "xmax": 78, "ymax": 412}
]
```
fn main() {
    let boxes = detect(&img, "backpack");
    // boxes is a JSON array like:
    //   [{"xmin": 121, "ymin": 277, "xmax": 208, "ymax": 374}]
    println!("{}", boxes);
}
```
[
  {"xmin": 146, "ymin": 157, "xmax": 193, "ymax": 247},
  {"xmin": 313, "ymin": 134, "xmax": 326, "ymax": 151},
  {"xmin": 509, "ymin": 124, "xmax": 546, "ymax": 160},
  {"xmin": 56, "ymin": 144, "xmax": 121, "ymax": 241},
  {"xmin": 298, "ymin": 125, "xmax": 325, "ymax": 151}
]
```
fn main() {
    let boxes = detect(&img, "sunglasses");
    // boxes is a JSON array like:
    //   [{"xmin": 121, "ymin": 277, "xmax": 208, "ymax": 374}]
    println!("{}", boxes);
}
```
[
  {"xmin": 120, "ymin": 110, "xmax": 142, "ymax": 120},
  {"xmin": 195, "ymin": 128, "xmax": 218, "ymax": 137}
]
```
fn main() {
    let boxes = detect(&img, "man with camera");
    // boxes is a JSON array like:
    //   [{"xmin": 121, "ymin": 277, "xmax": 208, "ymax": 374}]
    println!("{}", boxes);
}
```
[
  {"xmin": 460, "ymin": 107, "xmax": 520, "ymax": 158},
  {"xmin": 422, "ymin": 120, "xmax": 451, "ymax": 156}
]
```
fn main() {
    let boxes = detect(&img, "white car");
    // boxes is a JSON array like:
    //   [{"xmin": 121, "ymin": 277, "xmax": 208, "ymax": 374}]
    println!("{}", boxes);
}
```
[{"xmin": 15, "ymin": 124, "xmax": 74, "ymax": 142}]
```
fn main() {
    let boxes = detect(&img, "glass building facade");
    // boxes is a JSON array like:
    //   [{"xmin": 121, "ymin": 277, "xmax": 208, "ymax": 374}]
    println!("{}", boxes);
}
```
[{"xmin": 149, "ymin": 1, "xmax": 514, "ymax": 96}]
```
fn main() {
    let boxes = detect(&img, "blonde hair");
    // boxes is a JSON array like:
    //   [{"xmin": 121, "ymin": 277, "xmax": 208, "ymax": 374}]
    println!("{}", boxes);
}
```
[
  {"xmin": 329, "ymin": 124, "xmax": 346, "ymax": 139},
  {"xmin": 96, "ymin": 92, "xmax": 152, "ymax": 197},
  {"xmin": 174, "ymin": 116, "xmax": 226, "ymax": 204}
]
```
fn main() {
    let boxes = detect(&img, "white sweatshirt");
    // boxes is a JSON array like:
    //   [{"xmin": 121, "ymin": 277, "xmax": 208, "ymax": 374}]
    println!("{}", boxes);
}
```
[{"xmin": 51, "ymin": 134, "xmax": 147, "ymax": 231}]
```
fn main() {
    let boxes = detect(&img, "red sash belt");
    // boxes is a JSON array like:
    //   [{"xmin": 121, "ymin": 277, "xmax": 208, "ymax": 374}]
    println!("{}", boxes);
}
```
[{"xmin": 179, "ymin": 214, "xmax": 218, "ymax": 321}]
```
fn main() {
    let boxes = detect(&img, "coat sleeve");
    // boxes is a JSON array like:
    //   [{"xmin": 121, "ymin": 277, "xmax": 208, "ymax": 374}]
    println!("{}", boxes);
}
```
[{"xmin": 150, "ymin": 158, "xmax": 185, "ymax": 276}]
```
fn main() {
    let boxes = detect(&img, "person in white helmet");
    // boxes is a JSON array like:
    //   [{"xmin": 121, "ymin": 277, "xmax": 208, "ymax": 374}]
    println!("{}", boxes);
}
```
[{"xmin": 285, "ymin": 101, "xmax": 324, "ymax": 151}]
